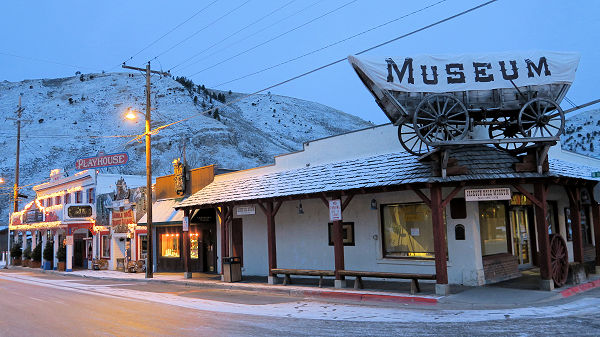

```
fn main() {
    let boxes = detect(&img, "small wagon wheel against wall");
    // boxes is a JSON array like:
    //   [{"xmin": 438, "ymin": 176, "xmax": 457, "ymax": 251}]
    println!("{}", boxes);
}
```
[
  {"xmin": 518, "ymin": 97, "xmax": 565, "ymax": 138},
  {"xmin": 413, "ymin": 93, "xmax": 469, "ymax": 145},
  {"xmin": 549, "ymin": 234, "xmax": 569, "ymax": 287},
  {"xmin": 398, "ymin": 122, "xmax": 432, "ymax": 155},
  {"xmin": 488, "ymin": 116, "xmax": 528, "ymax": 152}
]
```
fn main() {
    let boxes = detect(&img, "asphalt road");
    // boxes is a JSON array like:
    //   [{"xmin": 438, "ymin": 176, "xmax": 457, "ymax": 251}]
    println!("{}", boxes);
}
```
[{"xmin": 1, "ymin": 270, "xmax": 600, "ymax": 336}]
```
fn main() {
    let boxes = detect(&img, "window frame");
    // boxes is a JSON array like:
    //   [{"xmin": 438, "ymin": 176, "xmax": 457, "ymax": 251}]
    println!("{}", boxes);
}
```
[
  {"xmin": 160, "ymin": 233, "xmax": 181, "ymax": 258},
  {"xmin": 101, "ymin": 235, "xmax": 111, "ymax": 259},
  {"xmin": 479, "ymin": 200, "xmax": 511, "ymax": 257},
  {"xmin": 380, "ymin": 202, "xmax": 436, "ymax": 260},
  {"xmin": 87, "ymin": 188, "xmax": 95, "ymax": 204},
  {"xmin": 138, "ymin": 233, "xmax": 148, "ymax": 260}
]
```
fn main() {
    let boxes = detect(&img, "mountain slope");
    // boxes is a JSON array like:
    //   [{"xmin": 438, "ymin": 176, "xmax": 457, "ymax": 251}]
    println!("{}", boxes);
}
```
[
  {"xmin": 0, "ymin": 73, "xmax": 372, "ymax": 224},
  {"xmin": 561, "ymin": 108, "xmax": 600, "ymax": 158}
]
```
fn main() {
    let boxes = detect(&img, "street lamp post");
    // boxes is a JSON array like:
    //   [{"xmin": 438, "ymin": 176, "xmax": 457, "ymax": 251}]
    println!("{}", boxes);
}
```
[{"xmin": 122, "ymin": 62, "xmax": 169, "ymax": 278}]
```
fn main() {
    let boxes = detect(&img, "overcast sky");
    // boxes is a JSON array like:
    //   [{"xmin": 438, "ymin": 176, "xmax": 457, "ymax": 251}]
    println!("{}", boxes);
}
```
[{"xmin": 1, "ymin": 0, "xmax": 598, "ymax": 124}]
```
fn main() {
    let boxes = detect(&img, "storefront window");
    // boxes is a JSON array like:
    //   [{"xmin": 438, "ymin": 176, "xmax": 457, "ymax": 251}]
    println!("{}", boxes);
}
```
[
  {"xmin": 139, "ymin": 234, "xmax": 148, "ymax": 259},
  {"xmin": 381, "ymin": 203, "xmax": 434, "ymax": 258},
  {"xmin": 190, "ymin": 233, "xmax": 199, "ymax": 259},
  {"xmin": 101, "ymin": 235, "xmax": 110, "ymax": 258},
  {"xmin": 479, "ymin": 202, "xmax": 508, "ymax": 256},
  {"xmin": 161, "ymin": 234, "xmax": 180, "ymax": 258}
]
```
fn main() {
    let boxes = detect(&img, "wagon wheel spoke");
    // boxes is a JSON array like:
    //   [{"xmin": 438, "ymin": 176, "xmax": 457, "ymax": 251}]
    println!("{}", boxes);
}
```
[{"xmin": 441, "ymin": 96, "xmax": 450, "ymax": 115}]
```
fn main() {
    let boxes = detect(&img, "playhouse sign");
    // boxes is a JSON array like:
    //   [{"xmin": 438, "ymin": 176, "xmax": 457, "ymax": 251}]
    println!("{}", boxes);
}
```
[{"xmin": 75, "ymin": 152, "xmax": 129, "ymax": 170}]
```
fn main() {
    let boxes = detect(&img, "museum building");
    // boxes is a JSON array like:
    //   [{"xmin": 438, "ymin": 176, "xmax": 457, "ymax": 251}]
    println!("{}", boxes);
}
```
[{"xmin": 175, "ymin": 124, "xmax": 600, "ymax": 295}]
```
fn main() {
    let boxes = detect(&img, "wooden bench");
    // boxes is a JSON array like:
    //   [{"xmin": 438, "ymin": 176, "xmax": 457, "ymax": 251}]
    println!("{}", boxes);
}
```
[
  {"xmin": 338, "ymin": 270, "xmax": 436, "ymax": 294},
  {"xmin": 271, "ymin": 268, "xmax": 335, "ymax": 288}
]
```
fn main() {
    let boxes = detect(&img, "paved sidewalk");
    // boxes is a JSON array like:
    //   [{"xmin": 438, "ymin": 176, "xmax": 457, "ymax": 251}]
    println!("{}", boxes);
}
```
[{"xmin": 6, "ymin": 266, "xmax": 600, "ymax": 309}]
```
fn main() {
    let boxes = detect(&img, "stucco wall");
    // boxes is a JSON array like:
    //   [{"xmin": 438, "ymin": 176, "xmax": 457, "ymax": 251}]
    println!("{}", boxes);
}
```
[{"xmin": 230, "ymin": 188, "xmax": 489, "ymax": 286}]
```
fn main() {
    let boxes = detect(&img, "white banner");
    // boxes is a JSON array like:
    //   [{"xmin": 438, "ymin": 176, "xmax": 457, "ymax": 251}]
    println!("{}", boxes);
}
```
[{"xmin": 348, "ymin": 51, "xmax": 579, "ymax": 93}]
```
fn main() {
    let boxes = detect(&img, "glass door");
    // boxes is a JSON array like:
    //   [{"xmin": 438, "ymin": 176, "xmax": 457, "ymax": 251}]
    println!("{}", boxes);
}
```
[{"xmin": 510, "ymin": 207, "xmax": 532, "ymax": 267}]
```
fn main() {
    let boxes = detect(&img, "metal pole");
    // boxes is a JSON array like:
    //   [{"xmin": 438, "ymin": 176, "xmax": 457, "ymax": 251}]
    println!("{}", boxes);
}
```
[{"xmin": 145, "ymin": 62, "xmax": 153, "ymax": 279}]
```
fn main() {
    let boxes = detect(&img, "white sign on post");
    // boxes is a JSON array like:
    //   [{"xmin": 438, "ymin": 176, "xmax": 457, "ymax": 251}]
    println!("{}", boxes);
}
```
[
  {"xmin": 329, "ymin": 199, "xmax": 342, "ymax": 221},
  {"xmin": 65, "ymin": 235, "xmax": 74, "ymax": 246},
  {"xmin": 182, "ymin": 216, "xmax": 189, "ymax": 232},
  {"xmin": 465, "ymin": 188, "xmax": 512, "ymax": 201},
  {"xmin": 236, "ymin": 205, "xmax": 256, "ymax": 215}
]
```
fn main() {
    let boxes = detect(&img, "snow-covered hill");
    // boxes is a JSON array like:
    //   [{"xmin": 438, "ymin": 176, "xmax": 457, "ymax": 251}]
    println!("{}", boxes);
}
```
[
  {"xmin": 0, "ymin": 73, "xmax": 372, "ymax": 224},
  {"xmin": 561, "ymin": 108, "xmax": 600, "ymax": 158}
]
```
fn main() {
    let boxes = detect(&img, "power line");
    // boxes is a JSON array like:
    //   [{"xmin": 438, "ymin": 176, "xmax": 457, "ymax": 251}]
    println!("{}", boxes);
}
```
[
  {"xmin": 133, "ymin": 0, "xmax": 499, "ymax": 140},
  {"xmin": 0, "ymin": 51, "xmax": 98, "ymax": 71},
  {"xmin": 168, "ymin": 0, "xmax": 297, "ymax": 72},
  {"xmin": 149, "ymin": 0, "xmax": 252, "ymax": 62},
  {"xmin": 211, "ymin": 0, "xmax": 447, "ymax": 88},
  {"xmin": 175, "ymin": 0, "xmax": 321, "ymax": 73},
  {"xmin": 185, "ymin": 0, "xmax": 359, "ymax": 78},
  {"xmin": 123, "ymin": 0, "xmax": 220, "ymax": 65}
]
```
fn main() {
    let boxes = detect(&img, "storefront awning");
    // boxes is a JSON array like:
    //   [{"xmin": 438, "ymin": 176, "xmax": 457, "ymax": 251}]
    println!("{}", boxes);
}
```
[{"xmin": 138, "ymin": 198, "xmax": 185, "ymax": 226}]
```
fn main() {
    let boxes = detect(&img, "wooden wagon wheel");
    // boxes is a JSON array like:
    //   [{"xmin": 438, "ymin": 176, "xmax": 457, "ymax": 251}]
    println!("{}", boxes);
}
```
[
  {"xmin": 518, "ymin": 97, "xmax": 565, "ymax": 138},
  {"xmin": 413, "ymin": 93, "xmax": 469, "ymax": 146},
  {"xmin": 549, "ymin": 234, "xmax": 569, "ymax": 287},
  {"xmin": 398, "ymin": 122, "xmax": 432, "ymax": 155},
  {"xmin": 488, "ymin": 116, "xmax": 528, "ymax": 153}
]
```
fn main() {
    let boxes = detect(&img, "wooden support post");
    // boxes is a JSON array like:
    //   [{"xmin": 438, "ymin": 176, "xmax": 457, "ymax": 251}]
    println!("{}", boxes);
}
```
[
  {"xmin": 429, "ymin": 185, "xmax": 449, "ymax": 295},
  {"xmin": 333, "ymin": 219, "xmax": 345, "ymax": 281},
  {"xmin": 568, "ymin": 187, "xmax": 584, "ymax": 263},
  {"xmin": 258, "ymin": 200, "xmax": 283, "ymax": 284},
  {"xmin": 263, "ymin": 201, "xmax": 278, "ymax": 278},
  {"xmin": 332, "ymin": 194, "xmax": 346, "ymax": 288},
  {"xmin": 216, "ymin": 205, "xmax": 227, "ymax": 275},
  {"xmin": 588, "ymin": 187, "xmax": 600, "ymax": 270},
  {"xmin": 534, "ymin": 183, "xmax": 553, "ymax": 290},
  {"xmin": 182, "ymin": 209, "xmax": 192, "ymax": 279}
]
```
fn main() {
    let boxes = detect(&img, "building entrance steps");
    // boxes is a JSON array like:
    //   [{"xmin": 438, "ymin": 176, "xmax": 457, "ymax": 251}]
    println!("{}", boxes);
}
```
[{"xmin": 7, "ymin": 266, "xmax": 600, "ymax": 308}]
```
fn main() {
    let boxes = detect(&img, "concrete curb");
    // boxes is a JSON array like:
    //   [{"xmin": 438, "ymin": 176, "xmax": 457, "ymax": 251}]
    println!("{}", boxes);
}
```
[
  {"xmin": 15, "ymin": 267, "xmax": 440, "ymax": 305},
  {"xmin": 560, "ymin": 279, "xmax": 600, "ymax": 298}
]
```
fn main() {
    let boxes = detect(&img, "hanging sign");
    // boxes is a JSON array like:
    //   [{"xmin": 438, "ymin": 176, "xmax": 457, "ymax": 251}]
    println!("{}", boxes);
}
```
[
  {"xmin": 75, "ymin": 151, "xmax": 129, "ymax": 170},
  {"xmin": 236, "ymin": 205, "xmax": 255, "ymax": 215},
  {"xmin": 465, "ymin": 188, "xmax": 511, "ymax": 201},
  {"xmin": 348, "ymin": 51, "xmax": 580, "ymax": 93},
  {"xmin": 182, "ymin": 216, "xmax": 189, "ymax": 232},
  {"xmin": 329, "ymin": 199, "xmax": 342, "ymax": 221}
]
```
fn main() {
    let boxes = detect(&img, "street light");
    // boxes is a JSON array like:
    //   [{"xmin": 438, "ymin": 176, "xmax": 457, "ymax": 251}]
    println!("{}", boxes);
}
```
[{"xmin": 125, "ymin": 107, "xmax": 154, "ymax": 279}]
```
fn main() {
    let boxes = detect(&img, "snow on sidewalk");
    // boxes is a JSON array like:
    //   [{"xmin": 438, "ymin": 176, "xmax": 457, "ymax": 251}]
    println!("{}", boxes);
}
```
[{"xmin": 2, "ymin": 271, "xmax": 600, "ymax": 323}]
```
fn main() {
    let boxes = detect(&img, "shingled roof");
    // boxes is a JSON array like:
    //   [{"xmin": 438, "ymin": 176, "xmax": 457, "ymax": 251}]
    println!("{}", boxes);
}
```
[{"xmin": 177, "ymin": 146, "xmax": 600, "ymax": 208}]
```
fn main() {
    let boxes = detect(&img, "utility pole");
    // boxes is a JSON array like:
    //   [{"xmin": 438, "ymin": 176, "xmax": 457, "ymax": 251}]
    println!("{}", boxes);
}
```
[
  {"xmin": 5, "ymin": 95, "xmax": 26, "ymax": 268},
  {"xmin": 122, "ymin": 62, "xmax": 169, "ymax": 279}
]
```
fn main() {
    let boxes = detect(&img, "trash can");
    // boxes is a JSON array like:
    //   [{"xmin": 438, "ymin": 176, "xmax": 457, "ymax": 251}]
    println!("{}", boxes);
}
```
[{"xmin": 222, "ymin": 257, "xmax": 242, "ymax": 282}]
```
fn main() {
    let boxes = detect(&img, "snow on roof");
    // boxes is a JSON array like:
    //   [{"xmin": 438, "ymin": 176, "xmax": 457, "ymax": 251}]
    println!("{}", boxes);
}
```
[
  {"xmin": 138, "ymin": 198, "xmax": 184, "ymax": 225},
  {"xmin": 177, "ymin": 146, "xmax": 600, "ymax": 209}
]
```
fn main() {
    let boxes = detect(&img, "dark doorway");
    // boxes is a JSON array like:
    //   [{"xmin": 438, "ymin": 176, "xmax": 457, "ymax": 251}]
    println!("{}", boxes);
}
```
[
  {"xmin": 73, "ymin": 234, "xmax": 86, "ymax": 269},
  {"xmin": 191, "ymin": 208, "xmax": 218, "ymax": 273},
  {"xmin": 232, "ymin": 218, "xmax": 243, "ymax": 266}
]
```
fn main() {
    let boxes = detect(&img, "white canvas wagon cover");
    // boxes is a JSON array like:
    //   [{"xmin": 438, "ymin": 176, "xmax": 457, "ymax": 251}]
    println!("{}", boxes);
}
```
[{"xmin": 348, "ymin": 51, "xmax": 580, "ymax": 93}]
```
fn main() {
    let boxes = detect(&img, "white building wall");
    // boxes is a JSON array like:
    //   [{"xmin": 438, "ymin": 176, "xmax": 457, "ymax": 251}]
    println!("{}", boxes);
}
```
[{"xmin": 233, "ymin": 189, "xmax": 486, "ymax": 286}]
